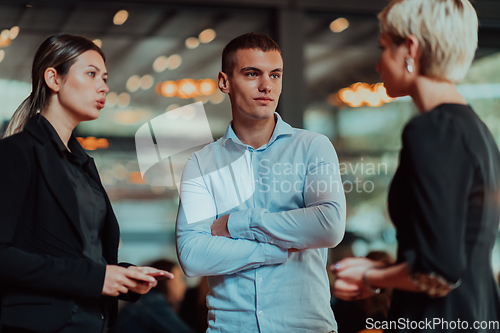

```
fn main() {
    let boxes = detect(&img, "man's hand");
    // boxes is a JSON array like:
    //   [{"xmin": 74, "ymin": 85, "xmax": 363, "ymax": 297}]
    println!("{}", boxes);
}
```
[{"xmin": 211, "ymin": 215, "xmax": 230, "ymax": 237}]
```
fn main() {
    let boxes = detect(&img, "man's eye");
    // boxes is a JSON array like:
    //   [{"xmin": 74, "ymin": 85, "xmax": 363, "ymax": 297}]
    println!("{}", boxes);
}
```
[
  {"xmin": 271, "ymin": 74, "xmax": 281, "ymax": 79},
  {"xmin": 246, "ymin": 72, "xmax": 257, "ymax": 77},
  {"xmin": 88, "ymin": 72, "xmax": 96, "ymax": 77}
]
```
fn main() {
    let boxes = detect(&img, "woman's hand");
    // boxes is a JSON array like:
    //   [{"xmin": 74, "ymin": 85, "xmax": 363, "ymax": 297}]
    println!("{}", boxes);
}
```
[
  {"xmin": 330, "ymin": 257, "xmax": 386, "ymax": 301},
  {"xmin": 102, "ymin": 265, "xmax": 158, "ymax": 296},
  {"xmin": 133, "ymin": 266, "xmax": 175, "ymax": 280},
  {"xmin": 330, "ymin": 257, "xmax": 382, "ymax": 273},
  {"xmin": 332, "ymin": 278, "xmax": 361, "ymax": 300},
  {"xmin": 333, "ymin": 275, "xmax": 377, "ymax": 301},
  {"xmin": 125, "ymin": 266, "xmax": 174, "ymax": 294}
]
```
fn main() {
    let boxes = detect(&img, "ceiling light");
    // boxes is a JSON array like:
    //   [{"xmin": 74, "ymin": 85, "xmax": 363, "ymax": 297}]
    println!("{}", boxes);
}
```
[
  {"xmin": 153, "ymin": 55, "xmax": 168, "ymax": 73},
  {"xmin": 117, "ymin": 92, "xmax": 131, "ymax": 107},
  {"xmin": 167, "ymin": 54, "xmax": 182, "ymax": 70},
  {"xmin": 113, "ymin": 10, "xmax": 129, "ymax": 25},
  {"xmin": 126, "ymin": 75, "xmax": 141, "ymax": 93},
  {"xmin": 115, "ymin": 110, "xmax": 139, "ymax": 125},
  {"xmin": 199, "ymin": 29, "xmax": 216, "ymax": 43},
  {"xmin": 161, "ymin": 81, "xmax": 177, "ymax": 97},
  {"xmin": 1, "ymin": 30, "xmax": 10, "ymax": 41},
  {"xmin": 106, "ymin": 92, "xmax": 118, "ymax": 107},
  {"xmin": 185, "ymin": 37, "xmax": 200, "ymax": 49},
  {"xmin": 93, "ymin": 39, "xmax": 102, "ymax": 48},
  {"xmin": 198, "ymin": 78, "xmax": 217, "ymax": 95},
  {"xmin": 177, "ymin": 79, "xmax": 198, "ymax": 99},
  {"xmin": 140, "ymin": 75, "xmax": 154, "ymax": 90},
  {"xmin": 0, "ymin": 38, "xmax": 10, "ymax": 47},
  {"xmin": 9, "ymin": 26, "xmax": 19, "ymax": 40},
  {"xmin": 330, "ymin": 18, "xmax": 349, "ymax": 33}
]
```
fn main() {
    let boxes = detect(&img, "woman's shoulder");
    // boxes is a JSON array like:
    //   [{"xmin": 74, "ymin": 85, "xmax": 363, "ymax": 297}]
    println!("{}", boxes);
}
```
[
  {"xmin": 403, "ymin": 104, "xmax": 474, "ymax": 142},
  {"xmin": 0, "ymin": 130, "xmax": 37, "ymax": 156}
]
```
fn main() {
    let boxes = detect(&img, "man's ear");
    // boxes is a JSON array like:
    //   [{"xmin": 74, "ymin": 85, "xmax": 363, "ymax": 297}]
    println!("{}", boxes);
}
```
[
  {"xmin": 44, "ymin": 67, "xmax": 60, "ymax": 93},
  {"xmin": 218, "ymin": 71, "xmax": 230, "ymax": 94}
]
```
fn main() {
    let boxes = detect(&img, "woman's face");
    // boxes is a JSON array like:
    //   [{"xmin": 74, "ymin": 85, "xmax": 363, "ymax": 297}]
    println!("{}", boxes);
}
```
[
  {"xmin": 376, "ymin": 32, "xmax": 410, "ymax": 98},
  {"xmin": 56, "ymin": 50, "xmax": 109, "ymax": 122}
]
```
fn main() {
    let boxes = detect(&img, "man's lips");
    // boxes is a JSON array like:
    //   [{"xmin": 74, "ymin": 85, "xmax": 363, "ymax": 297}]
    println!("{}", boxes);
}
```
[{"xmin": 254, "ymin": 97, "xmax": 273, "ymax": 101}]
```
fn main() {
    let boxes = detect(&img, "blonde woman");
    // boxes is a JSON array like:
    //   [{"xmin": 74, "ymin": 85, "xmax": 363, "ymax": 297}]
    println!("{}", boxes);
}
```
[{"xmin": 333, "ymin": 1, "xmax": 500, "ymax": 332}]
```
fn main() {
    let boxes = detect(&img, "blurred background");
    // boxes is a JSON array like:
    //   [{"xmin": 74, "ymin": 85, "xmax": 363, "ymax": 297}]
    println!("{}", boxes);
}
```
[{"xmin": 1, "ymin": 0, "xmax": 499, "ymax": 281}]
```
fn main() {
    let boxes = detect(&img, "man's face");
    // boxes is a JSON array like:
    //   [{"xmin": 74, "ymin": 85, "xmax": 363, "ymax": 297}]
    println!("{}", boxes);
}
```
[{"xmin": 222, "ymin": 48, "xmax": 283, "ymax": 122}]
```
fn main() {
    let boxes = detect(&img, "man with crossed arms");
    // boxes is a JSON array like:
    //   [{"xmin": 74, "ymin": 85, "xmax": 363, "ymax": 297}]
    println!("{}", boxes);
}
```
[{"xmin": 176, "ymin": 33, "xmax": 346, "ymax": 333}]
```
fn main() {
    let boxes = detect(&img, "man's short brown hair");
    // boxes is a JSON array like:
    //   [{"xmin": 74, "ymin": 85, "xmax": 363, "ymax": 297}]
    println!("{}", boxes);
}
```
[{"xmin": 222, "ymin": 33, "xmax": 281, "ymax": 76}]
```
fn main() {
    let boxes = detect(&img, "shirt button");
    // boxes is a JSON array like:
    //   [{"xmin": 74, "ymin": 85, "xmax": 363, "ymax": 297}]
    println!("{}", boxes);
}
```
[
  {"xmin": 258, "ymin": 278, "xmax": 263, "ymax": 283},
  {"xmin": 259, "ymin": 311, "xmax": 263, "ymax": 315},
  {"xmin": 101, "ymin": 314, "xmax": 105, "ymax": 320},
  {"xmin": 255, "ymin": 179, "xmax": 259, "ymax": 183}
]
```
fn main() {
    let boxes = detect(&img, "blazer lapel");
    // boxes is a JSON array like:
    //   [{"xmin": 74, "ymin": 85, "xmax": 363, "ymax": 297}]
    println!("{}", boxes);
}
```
[{"xmin": 33, "ymin": 143, "xmax": 84, "ymax": 244}]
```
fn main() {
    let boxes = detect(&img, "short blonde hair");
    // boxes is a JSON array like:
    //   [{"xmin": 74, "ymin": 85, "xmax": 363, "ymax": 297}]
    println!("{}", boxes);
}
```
[{"xmin": 378, "ymin": 0, "xmax": 478, "ymax": 82}]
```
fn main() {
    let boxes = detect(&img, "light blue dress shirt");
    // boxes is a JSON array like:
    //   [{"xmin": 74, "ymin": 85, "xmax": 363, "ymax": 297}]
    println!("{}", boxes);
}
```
[{"xmin": 176, "ymin": 113, "xmax": 346, "ymax": 333}]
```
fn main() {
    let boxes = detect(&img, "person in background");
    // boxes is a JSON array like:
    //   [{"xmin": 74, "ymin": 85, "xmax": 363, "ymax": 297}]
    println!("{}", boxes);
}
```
[
  {"xmin": 332, "ymin": 1, "xmax": 500, "ymax": 332},
  {"xmin": 178, "ymin": 276, "xmax": 209, "ymax": 333},
  {"xmin": 112, "ymin": 259, "xmax": 194, "ymax": 333},
  {"xmin": 0, "ymin": 34, "xmax": 172, "ymax": 333}
]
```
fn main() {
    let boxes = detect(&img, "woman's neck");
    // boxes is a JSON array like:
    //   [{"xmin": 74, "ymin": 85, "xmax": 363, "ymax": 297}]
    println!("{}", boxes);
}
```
[
  {"xmin": 40, "ymin": 105, "xmax": 78, "ymax": 149},
  {"xmin": 409, "ymin": 76, "xmax": 467, "ymax": 114}
]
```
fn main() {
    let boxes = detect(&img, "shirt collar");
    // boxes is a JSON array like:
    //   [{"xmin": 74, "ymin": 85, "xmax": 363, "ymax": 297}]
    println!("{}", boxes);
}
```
[
  {"xmin": 39, "ymin": 115, "xmax": 89, "ymax": 167},
  {"xmin": 221, "ymin": 112, "xmax": 294, "ymax": 149}
]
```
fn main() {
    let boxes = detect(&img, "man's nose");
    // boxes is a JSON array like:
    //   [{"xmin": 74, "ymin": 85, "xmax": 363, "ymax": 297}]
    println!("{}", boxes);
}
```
[{"xmin": 259, "ymin": 77, "xmax": 272, "ymax": 93}]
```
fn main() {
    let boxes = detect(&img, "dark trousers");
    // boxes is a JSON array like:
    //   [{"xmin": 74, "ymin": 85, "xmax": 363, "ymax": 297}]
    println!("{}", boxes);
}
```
[{"xmin": 2, "ymin": 302, "xmax": 108, "ymax": 333}]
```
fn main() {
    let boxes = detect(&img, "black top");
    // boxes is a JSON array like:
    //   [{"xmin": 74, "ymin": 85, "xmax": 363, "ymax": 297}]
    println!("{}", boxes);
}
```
[
  {"xmin": 387, "ymin": 104, "xmax": 500, "ymax": 332},
  {"xmin": 40, "ymin": 115, "xmax": 107, "ymax": 265}
]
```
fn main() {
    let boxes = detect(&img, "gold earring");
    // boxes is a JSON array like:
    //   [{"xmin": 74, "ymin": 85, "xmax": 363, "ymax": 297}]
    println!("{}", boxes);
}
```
[{"xmin": 406, "ymin": 58, "xmax": 414, "ymax": 73}]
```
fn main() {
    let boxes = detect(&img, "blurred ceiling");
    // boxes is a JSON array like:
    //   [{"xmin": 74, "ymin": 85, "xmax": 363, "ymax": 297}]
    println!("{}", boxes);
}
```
[
  {"xmin": 0, "ymin": 0, "xmax": 499, "ymax": 137},
  {"xmin": 1, "ymin": 0, "xmax": 499, "ymax": 200}
]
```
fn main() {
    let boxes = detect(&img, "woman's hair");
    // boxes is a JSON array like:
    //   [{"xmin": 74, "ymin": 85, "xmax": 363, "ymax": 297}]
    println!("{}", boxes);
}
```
[
  {"xmin": 378, "ymin": 0, "xmax": 478, "ymax": 82},
  {"xmin": 3, "ymin": 34, "xmax": 105, "ymax": 138}
]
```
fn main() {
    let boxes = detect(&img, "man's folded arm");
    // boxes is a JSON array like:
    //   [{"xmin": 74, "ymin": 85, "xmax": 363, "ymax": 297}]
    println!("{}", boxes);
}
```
[
  {"xmin": 176, "ymin": 205, "xmax": 288, "ymax": 277},
  {"xmin": 227, "ymin": 135, "xmax": 346, "ymax": 250},
  {"xmin": 175, "ymin": 156, "xmax": 287, "ymax": 278}
]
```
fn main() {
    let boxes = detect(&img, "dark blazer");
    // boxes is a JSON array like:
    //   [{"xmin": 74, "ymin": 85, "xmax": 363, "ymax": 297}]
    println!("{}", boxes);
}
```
[{"xmin": 0, "ymin": 116, "xmax": 137, "ymax": 332}]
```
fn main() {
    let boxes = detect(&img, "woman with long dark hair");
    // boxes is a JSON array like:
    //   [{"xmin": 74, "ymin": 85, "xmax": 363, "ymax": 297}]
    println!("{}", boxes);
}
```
[
  {"xmin": 0, "ymin": 34, "xmax": 172, "ymax": 333},
  {"xmin": 332, "ymin": 0, "xmax": 500, "ymax": 332}
]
